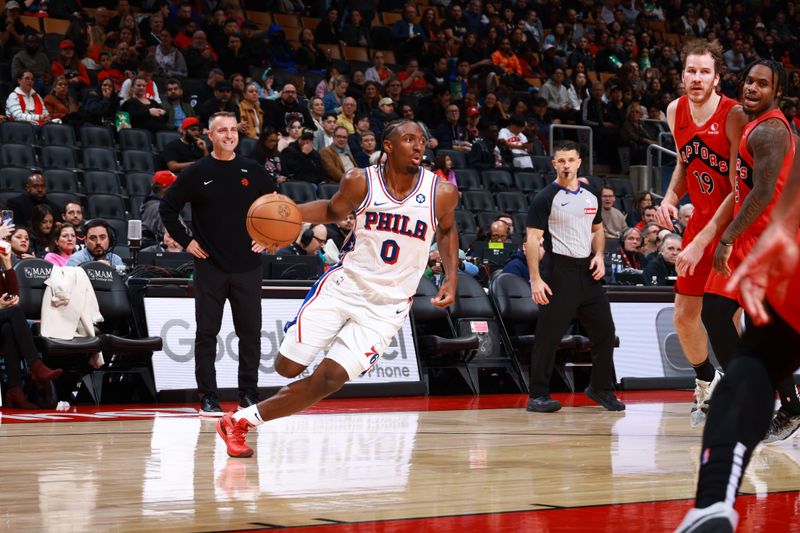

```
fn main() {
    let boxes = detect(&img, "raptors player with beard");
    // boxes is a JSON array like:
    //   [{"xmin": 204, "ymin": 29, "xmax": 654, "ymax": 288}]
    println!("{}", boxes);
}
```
[{"xmin": 655, "ymin": 40, "xmax": 747, "ymax": 427}]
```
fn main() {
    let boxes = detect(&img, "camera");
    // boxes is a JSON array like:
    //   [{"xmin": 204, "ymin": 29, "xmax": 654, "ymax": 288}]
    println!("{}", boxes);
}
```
[{"xmin": 66, "ymin": 70, "xmax": 80, "ymax": 79}]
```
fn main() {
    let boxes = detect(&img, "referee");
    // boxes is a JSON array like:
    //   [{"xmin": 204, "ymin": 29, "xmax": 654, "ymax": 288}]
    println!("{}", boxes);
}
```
[
  {"xmin": 525, "ymin": 141, "xmax": 624, "ymax": 413},
  {"xmin": 160, "ymin": 111, "xmax": 276, "ymax": 416}
]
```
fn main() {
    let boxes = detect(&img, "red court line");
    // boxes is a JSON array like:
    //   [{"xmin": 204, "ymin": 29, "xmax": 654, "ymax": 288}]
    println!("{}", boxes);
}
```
[
  {"xmin": 0, "ymin": 391, "xmax": 694, "ymax": 424},
  {"xmin": 223, "ymin": 492, "xmax": 800, "ymax": 532}
]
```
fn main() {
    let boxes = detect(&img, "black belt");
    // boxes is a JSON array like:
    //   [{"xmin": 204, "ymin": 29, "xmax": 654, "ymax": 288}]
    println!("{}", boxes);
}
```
[{"xmin": 549, "ymin": 253, "xmax": 592, "ymax": 266}]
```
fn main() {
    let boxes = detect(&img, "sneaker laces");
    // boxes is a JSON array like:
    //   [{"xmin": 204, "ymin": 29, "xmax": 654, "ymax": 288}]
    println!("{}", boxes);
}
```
[{"xmin": 230, "ymin": 419, "xmax": 252, "ymax": 445}]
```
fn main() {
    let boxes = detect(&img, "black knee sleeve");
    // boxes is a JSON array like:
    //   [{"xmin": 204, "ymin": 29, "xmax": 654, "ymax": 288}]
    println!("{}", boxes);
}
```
[{"xmin": 701, "ymin": 293, "xmax": 740, "ymax": 371}]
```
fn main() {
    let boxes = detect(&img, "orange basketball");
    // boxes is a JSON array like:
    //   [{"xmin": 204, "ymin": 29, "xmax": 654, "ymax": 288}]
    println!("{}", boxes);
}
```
[{"xmin": 246, "ymin": 194, "xmax": 303, "ymax": 251}]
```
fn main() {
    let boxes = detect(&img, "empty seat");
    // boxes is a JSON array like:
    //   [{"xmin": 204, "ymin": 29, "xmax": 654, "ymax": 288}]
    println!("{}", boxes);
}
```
[
  {"xmin": 436, "ymin": 148, "xmax": 467, "ymax": 169},
  {"xmin": 119, "ymin": 128, "xmax": 153, "ymax": 152},
  {"xmin": 495, "ymin": 192, "xmax": 529, "ymax": 213},
  {"xmin": 317, "ymin": 182, "xmax": 339, "ymax": 199},
  {"xmin": 124, "ymin": 172, "xmax": 153, "ymax": 198},
  {"xmin": 129, "ymin": 196, "xmax": 145, "ymax": 218},
  {"xmin": 43, "ymin": 169, "xmax": 80, "ymax": 194},
  {"xmin": 476, "ymin": 210, "xmax": 503, "ymax": 229},
  {"xmin": 454, "ymin": 168, "xmax": 481, "ymax": 190},
  {"xmin": 512, "ymin": 213, "xmax": 527, "ymax": 235},
  {"xmin": 514, "ymin": 171, "xmax": 547, "ymax": 193},
  {"xmin": 40, "ymin": 123, "xmax": 77, "ymax": 148},
  {"xmin": 481, "ymin": 169, "xmax": 514, "ymax": 192},
  {"xmin": 459, "ymin": 231, "xmax": 477, "ymax": 251},
  {"xmin": 83, "ymin": 147, "xmax": 119, "ymax": 172},
  {"xmin": 121, "ymin": 150, "xmax": 156, "ymax": 173},
  {"xmin": 46, "ymin": 192, "xmax": 80, "ymax": 212},
  {"xmin": 0, "ymin": 167, "xmax": 32, "ymax": 192},
  {"xmin": 280, "ymin": 181, "xmax": 317, "ymax": 204},
  {"xmin": 84, "ymin": 171, "xmax": 123, "ymax": 196},
  {"xmin": 1, "ymin": 143, "xmax": 37, "ymax": 168},
  {"xmin": 461, "ymin": 190, "xmax": 495, "ymax": 212},
  {"xmin": 155, "ymin": 130, "xmax": 180, "ymax": 152},
  {"xmin": 87, "ymin": 194, "xmax": 127, "ymax": 220},
  {"xmin": 1, "ymin": 121, "xmax": 37, "ymax": 146},
  {"xmin": 454, "ymin": 209, "xmax": 477, "ymax": 234},
  {"xmin": 80, "ymin": 125, "xmax": 115, "ymax": 148},
  {"xmin": 40, "ymin": 145, "xmax": 78, "ymax": 170},
  {"xmin": 532, "ymin": 155, "xmax": 555, "ymax": 175},
  {"xmin": 237, "ymin": 136, "xmax": 257, "ymax": 157},
  {"xmin": 105, "ymin": 217, "xmax": 129, "ymax": 243}
]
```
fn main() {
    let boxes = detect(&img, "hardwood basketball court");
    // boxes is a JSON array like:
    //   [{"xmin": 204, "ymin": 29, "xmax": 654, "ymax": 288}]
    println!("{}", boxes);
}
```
[{"xmin": 1, "ymin": 392, "xmax": 798, "ymax": 532}]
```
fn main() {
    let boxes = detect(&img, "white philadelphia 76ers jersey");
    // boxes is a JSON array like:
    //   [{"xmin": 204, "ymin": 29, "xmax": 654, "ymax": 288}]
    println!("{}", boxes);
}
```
[{"xmin": 340, "ymin": 164, "xmax": 439, "ymax": 302}]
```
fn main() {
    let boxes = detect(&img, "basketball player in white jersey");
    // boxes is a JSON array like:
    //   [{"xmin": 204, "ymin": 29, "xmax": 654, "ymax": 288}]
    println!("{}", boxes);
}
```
[{"xmin": 216, "ymin": 120, "xmax": 461, "ymax": 458}]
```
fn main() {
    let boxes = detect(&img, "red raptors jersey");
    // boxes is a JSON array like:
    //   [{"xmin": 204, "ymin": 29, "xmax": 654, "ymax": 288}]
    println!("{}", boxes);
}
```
[
  {"xmin": 735, "ymin": 109, "xmax": 795, "ymax": 237},
  {"xmin": 675, "ymin": 94, "xmax": 738, "ymax": 221}
]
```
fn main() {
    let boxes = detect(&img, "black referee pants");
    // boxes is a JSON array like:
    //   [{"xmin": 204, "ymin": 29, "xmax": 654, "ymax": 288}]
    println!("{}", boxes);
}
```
[
  {"xmin": 193, "ymin": 259, "xmax": 263, "ymax": 399},
  {"xmin": 529, "ymin": 254, "xmax": 617, "ymax": 397}
]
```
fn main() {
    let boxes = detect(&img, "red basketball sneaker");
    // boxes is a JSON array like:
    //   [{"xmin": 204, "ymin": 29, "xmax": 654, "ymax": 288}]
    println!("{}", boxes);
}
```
[{"xmin": 216, "ymin": 412, "xmax": 255, "ymax": 458}]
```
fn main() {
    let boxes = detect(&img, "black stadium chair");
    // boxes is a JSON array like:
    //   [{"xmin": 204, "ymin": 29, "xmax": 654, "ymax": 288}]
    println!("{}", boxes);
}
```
[
  {"xmin": 44, "ymin": 169, "xmax": 80, "ymax": 194},
  {"xmin": 454, "ymin": 168, "xmax": 481, "ymax": 191},
  {"xmin": 317, "ymin": 182, "xmax": 339, "ymax": 199},
  {"xmin": 514, "ymin": 171, "xmax": 547, "ymax": 193},
  {"xmin": 80, "ymin": 261, "xmax": 162, "ymax": 402},
  {"xmin": 118, "ymin": 128, "xmax": 153, "ymax": 152},
  {"xmin": 40, "ymin": 145, "xmax": 78, "ymax": 170},
  {"xmin": 436, "ymin": 148, "xmax": 467, "ymax": 169},
  {"xmin": 1, "ymin": 121, "xmax": 38, "ymax": 146},
  {"xmin": 124, "ymin": 172, "xmax": 153, "ymax": 198},
  {"xmin": 461, "ymin": 190, "xmax": 495, "ymax": 212},
  {"xmin": 45, "ymin": 192, "xmax": 80, "ymax": 212},
  {"xmin": 129, "ymin": 196, "xmax": 145, "ymax": 219},
  {"xmin": 83, "ymin": 147, "xmax": 119, "ymax": 172},
  {"xmin": 495, "ymin": 191, "xmax": 529, "ymax": 213},
  {"xmin": 80, "ymin": 125, "xmax": 115, "ymax": 148},
  {"xmin": 84, "ymin": 171, "xmax": 123, "ymax": 196},
  {"xmin": 0, "ymin": 191, "xmax": 18, "ymax": 209},
  {"xmin": 411, "ymin": 276, "xmax": 480, "ymax": 394},
  {"xmin": 40, "ymin": 123, "xmax": 77, "ymax": 148},
  {"xmin": 0, "ymin": 167, "xmax": 32, "ymax": 192},
  {"xmin": 454, "ymin": 209, "xmax": 477, "ymax": 234},
  {"xmin": 121, "ymin": 150, "xmax": 156, "ymax": 173},
  {"xmin": 459, "ymin": 231, "xmax": 477, "ymax": 252},
  {"xmin": 481, "ymin": 169, "xmax": 514, "ymax": 192},
  {"xmin": 87, "ymin": 193, "xmax": 127, "ymax": 220},
  {"xmin": 237, "ymin": 136, "xmax": 257, "ymax": 157},
  {"xmin": 450, "ymin": 272, "xmax": 525, "ymax": 393},
  {"xmin": 511, "ymin": 213, "xmax": 527, "ymax": 235},
  {"xmin": 475, "ymin": 210, "xmax": 503, "ymax": 229},
  {"xmin": 155, "ymin": 130, "xmax": 180, "ymax": 152},
  {"xmin": 280, "ymin": 181, "xmax": 317, "ymax": 204},
  {"xmin": 106, "ymin": 218, "xmax": 129, "ymax": 244},
  {"xmin": 1, "ymin": 143, "xmax": 37, "ymax": 168}
]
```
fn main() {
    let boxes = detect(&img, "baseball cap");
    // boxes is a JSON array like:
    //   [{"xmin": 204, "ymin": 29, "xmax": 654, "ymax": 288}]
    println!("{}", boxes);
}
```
[
  {"xmin": 378, "ymin": 97, "xmax": 395, "ymax": 107},
  {"xmin": 5, "ymin": 1, "xmax": 21, "ymax": 10},
  {"xmin": 754, "ymin": 22, "xmax": 766, "ymax": 29},
  {"xmin": 181, "ymin": 117, "xmax": 200, "ymax": 130},
  {"xmin": 300, "ymin": 128, "xmax": 315, "ymax": 140},
  {"xmin": 467, "ymin": 106, "xmax": 480, "ymax": 117},
  {"xmin": 60, "ymin": 39, "xmax": 75, "ymax": 50},
  {"xmin": 152, "ymin": 170, "xmax": 176, "ymax": 188},
  {"xmin": 215, "ymin": 80, "xmax": 232, "ymax": 91}
]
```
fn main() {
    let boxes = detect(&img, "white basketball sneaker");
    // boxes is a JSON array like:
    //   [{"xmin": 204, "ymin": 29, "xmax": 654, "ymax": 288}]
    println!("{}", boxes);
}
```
[
  {"xmin": 674, "ymin": 502, "xmax": 738, "ymax": 533},
  {"xmin": 691, "ymin": 371, "xmax": 722, "ymax": 428}
]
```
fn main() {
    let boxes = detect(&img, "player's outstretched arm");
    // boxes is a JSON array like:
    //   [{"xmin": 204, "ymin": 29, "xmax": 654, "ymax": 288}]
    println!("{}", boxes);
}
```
[
  {"xmin": 297, "ymin": 168, "xmax": 368, "ymax": 224},
  {"xmin": 714, "ymin": 119, "xmax": 790, "ymax": 275},
  {"xmin": 432, "ymin": 180, "xmax": 460, "ymax": 308}
]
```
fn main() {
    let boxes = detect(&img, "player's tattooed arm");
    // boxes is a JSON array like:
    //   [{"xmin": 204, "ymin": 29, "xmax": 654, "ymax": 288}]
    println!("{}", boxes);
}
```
[{"xmin": 720, "ymin": 119, "xmax": 789, "ymax": 243}]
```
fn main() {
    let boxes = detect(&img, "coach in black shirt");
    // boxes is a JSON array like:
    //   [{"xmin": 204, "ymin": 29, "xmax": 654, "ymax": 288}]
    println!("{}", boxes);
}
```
[
  {"xmin": 525, "ymin": 141, "xmax": 624, "ymax": 414},
  {"xmin": 160, "ymin": 111, "xmax": 276, "ymax": 416}
]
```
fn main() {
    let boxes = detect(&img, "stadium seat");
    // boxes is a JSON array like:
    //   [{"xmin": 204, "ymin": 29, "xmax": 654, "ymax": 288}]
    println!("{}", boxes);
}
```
[
  {"xmin": 317, "ymin": 182, "xmax": 339, "ymax": 199},
  {"xmin": 0, "ymin": 192, "xmax": 18, "ymax": 209},
  {"xmin": 451, "ymin": 272, "xmax": 525, "ymax": 394},
  {"xmin": 128, "ymin": 196, "xmax": 145, "ymax": 219},
  {"xmin": 454, "ymin": 209, "xmax": 477, "ymax": 234},
  {"xmin": 1, "ymin": 121, "xmax": 38, "ymax": 146},
  {"xmin": 124, "ymin": 172, "xmax": 153, "ymax": 198},
  {"xmin": 43, "ymin": 169, "xmax": 80, "ymax": 194},
  {"xmin": 121, "ymin": 150, "xmax": 156, "ymax": 173},
  {"xmin": 459, "ymin": 231, "xmax": 477, "ymax": 251},
  {"xmin": 436, "ymin": 148, "xmax": 467, "ymax": 169},
  {"xmin": 13, "ymin": 258, "xmax": 103, "ymax": 404},
  {"xmin": 513, "ymin": 171, "xmax": 547, "ymax": 193},
  {"xmin": 46, "ymin": 192, "xmax": 80, "ymax": 212},
  {"xmin": 84, "ymin": 171, "xmax": 123, "ymax": 196},
  {"xmin": 40, "ymin": 146, "xmax": 78, "ymax": 170},
  {"xmin": 40, "ymin": 123, "xmax": 77, "ymax": 148},
  {"xmin": 411, "ymin": 275, "xmax": 480, "ymax": 394},
  {"xmin": 80, "ymin": 261, "xmax": 162, "ymax": 403},
  {"xmin": 495, "ymin": 192, "xmax": 529, "ymax": 213},
  {"xmin": 104, "ymin": 217, "xmax": 129, "ymax": 246},
  {"xmin": 454, "ymin": 168, "xmax": 481, "ymax": 190},
  {"xmin": 155, "ymin": 130, "xmax": 180, "ymax": 153},
  {"xmin": 0, "ymin": 167, "xmax": 32, "ymax": 192},
  {"xmin": 532, "ymin": 155, "xmax": 555, "ymax": 175},
  {"xmin": 83, "ymin": 147, "xmax": 119, "ymax": 172},
  {"xmin": 475, "ymin": 210, "xmax": 503, "ymax": 229},
  {"xmin": 87, "ymin": 193, "xmax": 127, "ymax": 220},
  {"xmin": 119, "ymin": 128, "xmax": 153, "ymax": 152},
  {"xmin": 237, "ymin": 136, "xmax": 257, "ymax": 157},
  {"xmin": 480, "ymin": 169, "xmax": 514, "ymax": 192},
  {"xmin": 1, "ymin": 143, "xmax": 37, "ymax": 168},
  {"xmin": 461, "ymin": 190, "xmax": 495, "ymax": 212},
  {"xmin": 80, "ymin": 126, "xmax": 115, "ymax": 148},
  {"xmin": 280, "ymin": 181, "xmax": 317, "ymax": 204},
  {"xmin": 511, "ymin": 213, "xmax": 527, "ymax": 235}
]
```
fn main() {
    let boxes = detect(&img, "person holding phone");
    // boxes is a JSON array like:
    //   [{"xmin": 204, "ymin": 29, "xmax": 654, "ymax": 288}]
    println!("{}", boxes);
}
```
[{"xmin": 0, "ymin": 245, "xmax": 63, "ymax": 408}]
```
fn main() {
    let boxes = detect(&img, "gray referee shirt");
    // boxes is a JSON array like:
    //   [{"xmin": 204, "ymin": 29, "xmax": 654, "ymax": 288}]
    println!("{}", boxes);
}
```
[{"xmin": 526, "ymin": 182, "xmax": 601, "ymax": 258}]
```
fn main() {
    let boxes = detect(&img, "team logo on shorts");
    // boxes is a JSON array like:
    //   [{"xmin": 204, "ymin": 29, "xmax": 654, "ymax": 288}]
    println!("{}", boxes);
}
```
[
  {"xmin": 364, "ymin": 343, "xmax": 383, "ymax": 365},
  {"xmin": 415, "ymin": 193, "xmax": 426, "ymax": 203}
]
